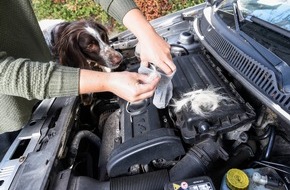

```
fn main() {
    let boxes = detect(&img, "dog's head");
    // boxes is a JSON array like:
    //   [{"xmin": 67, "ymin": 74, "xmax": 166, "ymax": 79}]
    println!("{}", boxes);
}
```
[{"xmin": 53, "ymin": 20, "xmax": 123, "ymax": 70}]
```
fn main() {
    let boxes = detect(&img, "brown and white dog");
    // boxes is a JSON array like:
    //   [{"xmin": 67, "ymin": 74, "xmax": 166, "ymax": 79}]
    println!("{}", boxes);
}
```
[
  {"xmin": 40, "ymin": 19, "xmax": 123, "ymax": 71},
  {"xmin": 39, "ymin": 19, "xmax": 123, "ymax": 104}
]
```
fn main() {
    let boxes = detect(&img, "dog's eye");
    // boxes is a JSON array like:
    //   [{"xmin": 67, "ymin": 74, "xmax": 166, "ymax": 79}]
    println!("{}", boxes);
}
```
[
  {"xmin": 87, "ymin": 44, "xmax": 94, "ymax": 49},
  {"xmin": 87, "ymin": 43, "xmax": 100, "ymax": 52}
]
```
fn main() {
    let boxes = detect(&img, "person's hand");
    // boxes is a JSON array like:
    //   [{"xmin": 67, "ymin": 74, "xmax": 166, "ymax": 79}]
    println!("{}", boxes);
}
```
[
  {"xmin": 138, "ymin": 32, "xmax": 176, "ymax": 75},
  {"xmin": 80, "ymin": 69, "xmax": 160, "ymax": 102},
  {"xmin": 123, "ymin": 9, "xmax": 176, "ymax": 75},
  {"xmin": 107, "ymin": 71, "xmax": 160, "ymax": 102}
]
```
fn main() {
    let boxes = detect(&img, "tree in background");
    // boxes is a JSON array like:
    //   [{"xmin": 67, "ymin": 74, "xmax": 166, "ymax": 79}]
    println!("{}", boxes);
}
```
[
  {"xmin": 135, "ymin": 0, "xmax": 172, "ymax": 21},
  {"xmin": 135, "ymin": 0, "xmax": 203, "ymax": 21}
]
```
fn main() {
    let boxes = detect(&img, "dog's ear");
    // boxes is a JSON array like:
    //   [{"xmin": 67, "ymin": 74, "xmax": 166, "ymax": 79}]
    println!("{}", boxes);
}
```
[
  {"xmin": 57, "ymin": 30, "xmax": 90, "ymax": 69},
  {"xmin": 51, "ymin": 22, "xmax": 71, "ymax": 57}
]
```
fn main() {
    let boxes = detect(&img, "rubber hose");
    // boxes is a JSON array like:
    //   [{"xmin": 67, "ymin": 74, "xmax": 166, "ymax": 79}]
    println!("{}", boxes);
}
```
[{"xmin": 69, "ymin": 130, "xmax": 101, "ymax": 165}]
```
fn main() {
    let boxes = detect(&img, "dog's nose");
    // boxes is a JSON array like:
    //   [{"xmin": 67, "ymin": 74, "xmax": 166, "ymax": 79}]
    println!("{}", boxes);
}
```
[{"xmin": 111, "ymin": 52, "xmax": 123, "ymax": 65}]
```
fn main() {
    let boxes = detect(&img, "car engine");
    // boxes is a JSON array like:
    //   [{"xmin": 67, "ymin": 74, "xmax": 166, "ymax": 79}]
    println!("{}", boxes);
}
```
[{"xmin": 1, "ymin": 2, "xmax": 290, "ymax": 190}]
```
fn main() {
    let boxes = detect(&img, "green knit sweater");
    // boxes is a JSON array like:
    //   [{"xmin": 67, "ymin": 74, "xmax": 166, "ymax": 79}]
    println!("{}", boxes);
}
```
[
  {"xmin": 95, "ymin": 0, "xmax": 137, "ymax": 23},
  {"xmin": 0, "ymin": 0, "xmax": 137, "ymax": 134}
]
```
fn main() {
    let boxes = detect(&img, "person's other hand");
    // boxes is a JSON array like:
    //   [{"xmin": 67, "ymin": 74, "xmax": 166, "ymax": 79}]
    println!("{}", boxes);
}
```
[
  {"xmin": 107, "ymin": 71, "xmax": 160, "ymax": 102},
  {"xmin": 138, "ymin": 32, "xmax": 176, "ymax": 75},
  {"xmin": 123, "ymin": 9, "xmax": 176, "ymax": 75}
]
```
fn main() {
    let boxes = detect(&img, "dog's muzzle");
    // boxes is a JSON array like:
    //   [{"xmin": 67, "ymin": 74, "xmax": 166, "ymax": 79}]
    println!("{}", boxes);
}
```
[{"xmin": 100, "ymin": 46, "xmax": 123, "ymax": 69}]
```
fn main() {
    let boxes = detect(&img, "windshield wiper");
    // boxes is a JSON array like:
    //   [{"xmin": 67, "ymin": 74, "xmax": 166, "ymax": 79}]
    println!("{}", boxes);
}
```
[
  {"xmin": 250, "ymin": 16, "xmax": 290, "ymax": 39},
  {"xmin": 238, "ymin": 20, "xmax": 290, "ymax": 92},
  {"xmin": 232, "ymin": 1, "xmax": 244, "ymax": 31}
]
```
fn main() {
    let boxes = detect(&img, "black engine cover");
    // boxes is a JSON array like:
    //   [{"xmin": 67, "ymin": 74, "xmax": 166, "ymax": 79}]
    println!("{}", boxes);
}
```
[
  {"xmin": 171, "ymin": 54, "xmax": 256, "ymax": 144},
  {"xmin": 106, "ymin": 98, "xmax": 185, "ymax": 177}
]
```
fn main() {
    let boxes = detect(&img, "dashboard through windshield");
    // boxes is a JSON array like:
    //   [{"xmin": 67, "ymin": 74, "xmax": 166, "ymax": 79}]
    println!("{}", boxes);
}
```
[{"xmin": 218, "ymin": 0, "xmax": 290, "ymax": 31}]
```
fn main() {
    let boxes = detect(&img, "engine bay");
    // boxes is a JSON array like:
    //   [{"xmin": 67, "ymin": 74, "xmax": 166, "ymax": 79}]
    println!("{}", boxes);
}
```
[
  {"xmin": 1, "ymin": 2, "xmax": 290, "ymax": 190},
  {"xmin": 64, "ymin": 5, "xmax": 290, "ymax": 188}
]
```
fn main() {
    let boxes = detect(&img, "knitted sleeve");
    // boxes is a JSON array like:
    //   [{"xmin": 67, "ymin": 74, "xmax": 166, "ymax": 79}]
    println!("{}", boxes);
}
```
[
  {"xmin": 94, "ymin": 0, "xmax": 138, "ymax": 23},
  {"xmin": 0, "ymin": 52, "xmax": 80, "ymax": 100}
]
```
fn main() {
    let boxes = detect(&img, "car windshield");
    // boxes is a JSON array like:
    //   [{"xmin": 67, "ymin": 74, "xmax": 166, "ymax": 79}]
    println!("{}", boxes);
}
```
[{"xmin": 217, "ymin": 0, "xmax": 290, "ymax": 31}]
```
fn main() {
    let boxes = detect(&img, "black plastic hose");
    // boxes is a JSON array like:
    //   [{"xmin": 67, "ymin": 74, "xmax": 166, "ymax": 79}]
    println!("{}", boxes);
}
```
[
  {"xmin": 69, "ymin": 130, "xmax": 101, "ymax": 165},
  {"xmin": 264, "ymin": 125, "xmax": 276, "ymax": 160}
]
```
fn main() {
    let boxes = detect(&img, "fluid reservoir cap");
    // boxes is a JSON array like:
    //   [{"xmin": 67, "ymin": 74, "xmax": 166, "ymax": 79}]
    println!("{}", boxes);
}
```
[
  {"xmin": 178, "ymin": 31, "xmax": 195, "ymax": 45},
  {"xmin": 226, "ymin": 168, "xmax": 249, "ymax": 190}
]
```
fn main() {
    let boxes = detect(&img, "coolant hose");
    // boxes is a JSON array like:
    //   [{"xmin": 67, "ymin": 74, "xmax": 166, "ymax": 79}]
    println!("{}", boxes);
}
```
[
  {"xmin": 264, "ymin": 124, "xmax": 276, "ymax": 160},
  {"xmin": 69, "ymin": 130, "xmax": 101, "ymax": 165}
]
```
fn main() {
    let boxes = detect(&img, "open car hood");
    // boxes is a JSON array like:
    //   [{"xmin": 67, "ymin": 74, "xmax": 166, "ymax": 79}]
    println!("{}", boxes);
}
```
[{"xmin": 1, "ymin": 1, "xmax": 290, "ymax": 189}]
